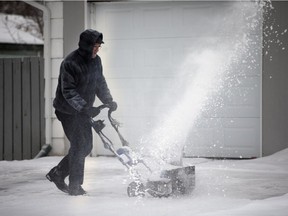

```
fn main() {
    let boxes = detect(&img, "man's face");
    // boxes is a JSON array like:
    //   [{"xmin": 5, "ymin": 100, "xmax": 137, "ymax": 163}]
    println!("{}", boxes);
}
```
[{"xmin": 92, "ymin": 43, "xmax": 101, "ymax": 58}]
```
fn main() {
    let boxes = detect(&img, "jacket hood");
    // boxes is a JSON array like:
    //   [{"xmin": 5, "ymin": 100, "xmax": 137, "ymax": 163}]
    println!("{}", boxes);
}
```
[{"xmin": 78, "ymin": 29, "xmax": 104, "ymax": 60}]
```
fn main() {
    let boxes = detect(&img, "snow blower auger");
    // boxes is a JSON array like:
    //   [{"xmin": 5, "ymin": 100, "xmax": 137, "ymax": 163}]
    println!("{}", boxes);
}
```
[{"xmin": 90, "ymin": 105, "xmax": 195, "ymax": 198}]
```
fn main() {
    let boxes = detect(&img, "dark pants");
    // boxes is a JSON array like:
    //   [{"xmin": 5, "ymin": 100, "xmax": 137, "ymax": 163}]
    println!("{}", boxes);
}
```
[{"xmin": 55, "ymin": 111, "xmax": 93, "ymax": 187}]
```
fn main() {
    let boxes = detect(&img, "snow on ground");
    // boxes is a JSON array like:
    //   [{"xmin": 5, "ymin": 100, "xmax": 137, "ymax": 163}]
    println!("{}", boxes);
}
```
[{"xmin": 1, "ymin": 149, "xmax": 288, "ymax": 216}]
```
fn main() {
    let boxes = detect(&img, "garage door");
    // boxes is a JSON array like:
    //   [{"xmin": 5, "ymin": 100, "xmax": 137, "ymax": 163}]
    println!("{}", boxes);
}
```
[{"xmin": 89, "ymin": 1, "xmax": 262, "ymax": 158}]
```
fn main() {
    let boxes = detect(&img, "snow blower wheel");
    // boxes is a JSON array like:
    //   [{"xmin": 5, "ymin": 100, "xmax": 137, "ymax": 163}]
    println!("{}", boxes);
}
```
[{"xmin": 127, "ymin": 181, "xmax": 145, "ymax": 197}]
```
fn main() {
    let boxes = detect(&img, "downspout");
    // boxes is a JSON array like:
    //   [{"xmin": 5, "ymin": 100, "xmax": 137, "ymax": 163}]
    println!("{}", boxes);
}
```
[{"xmin": 24, "ymin": 1, "xmax": 52, "ymax": 157}]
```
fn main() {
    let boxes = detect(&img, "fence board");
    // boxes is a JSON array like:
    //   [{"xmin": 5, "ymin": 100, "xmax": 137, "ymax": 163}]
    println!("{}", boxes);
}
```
[
  {"xmin": 0, "ymin": 59, "xmax": 4, "ymax": 160},
  {"xmin": 4, "ymin": 59, "xmax": 13, "ymax": 160},
  {"xmin": 13, "ymin": 59, "xmax": 22, "ymax": 160},
  {"xmin": 22, "ymin": 58, "xmax": 32, "ymax": 159},
  {"xmin": 30, "ymin": 57, "xmax": 41, "ymax": 157}
]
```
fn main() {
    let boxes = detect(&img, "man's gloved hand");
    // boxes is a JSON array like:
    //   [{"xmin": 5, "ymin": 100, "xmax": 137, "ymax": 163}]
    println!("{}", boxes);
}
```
[
  {"xmin": 84, "ymin": 107, "xmax": 101, "ymax": 118},
  {"xmin": 108, "ymin": 101, "xmax": 117, "ymax": 111}
]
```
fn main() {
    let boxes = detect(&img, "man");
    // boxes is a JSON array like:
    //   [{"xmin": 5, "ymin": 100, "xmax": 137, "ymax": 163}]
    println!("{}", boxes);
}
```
[{"xmin": 46, "ymin": 29, "xmax": 117, "ymax": 196}]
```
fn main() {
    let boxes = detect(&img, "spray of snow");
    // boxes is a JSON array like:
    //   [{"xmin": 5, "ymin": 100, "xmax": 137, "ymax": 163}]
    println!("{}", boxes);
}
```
[
  {"xmin": 141, "ymin": 47, "xmax": 234, "ymax": 166},
  {"xmin": 137, "ymin": 0, "xmax": 286, "ymax": 168}
]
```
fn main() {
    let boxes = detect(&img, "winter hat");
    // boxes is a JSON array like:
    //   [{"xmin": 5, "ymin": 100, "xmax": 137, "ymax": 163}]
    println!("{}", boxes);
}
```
[{"xmin": 78, "ymin": 29, "xmax": 104, "ymax": 59}]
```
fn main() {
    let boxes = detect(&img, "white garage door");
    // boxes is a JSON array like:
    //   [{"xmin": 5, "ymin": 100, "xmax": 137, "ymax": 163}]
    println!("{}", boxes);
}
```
[{"xmin": 90, "ymin": 1, "xmax": 262, "ymax": 158}]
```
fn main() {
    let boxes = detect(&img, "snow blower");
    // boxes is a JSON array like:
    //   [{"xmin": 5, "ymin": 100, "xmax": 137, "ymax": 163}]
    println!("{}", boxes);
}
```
[{"xmin": 90, "ymin": 105, "xmax": 195, "ymax": 198}]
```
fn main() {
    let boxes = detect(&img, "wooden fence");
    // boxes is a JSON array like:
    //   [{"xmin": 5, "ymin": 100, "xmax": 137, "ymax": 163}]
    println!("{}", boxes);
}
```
[{"xmin": 0, "ymin": 57, "xmax": 45, "ymax": 160}]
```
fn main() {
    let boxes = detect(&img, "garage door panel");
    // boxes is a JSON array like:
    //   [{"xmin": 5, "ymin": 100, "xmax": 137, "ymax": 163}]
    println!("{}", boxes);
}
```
[
  {"xmin": 93, "ymin": 1, "xmax": 261, "ymax": 39},
  {"xmin": 202, "ymin": 76, "xmax": 260, "ymax": 118},
  {"xmin": 223, "ymin": 76, "xmax": 260, "ymax": 117},
  {"xmin": 179, "ymin": 2, "xmax": 260, "ymax": 37},
  {"xmin": 199, "ymin": 2, "xmax": 261, "ymax": 36},
  {"xmin": 102, "ymin": 36, "xmax": 261, "ymax": 79},
  {"xmin": 101, "ymin": 47, "xmax": 134, "ymax": 69},
  {"xmin": 184, "ymin": 118, "xmax": 260, "ymax": 158},
  {"xmin": 104, "ymin": 37, "xmax": 233, "ymax": 78},
  {"xmin": 94, "ymin": 2, "xmax": 247, "ymax": 39},
  {"xmin": 102, "ymin": 39, "xmax": 179, "ymax": 77},
  {"xmin": 93, "ymin": 3, "xmax": 177, "ymax": 39},
  {"xmin": 107, "ymin": 77, "xmax": 174, "ymax": 113},
  {"xmin": 181, "ymin": 5, "xmax": 225, "ymax": 36},
  {"xmin": 105, "ymin": 9, "xmax": 134, "ymax": 37},
  {"xmin": 93, "ymin": 5, "xmax": 135, "ymax": 39},
  {"xmin": 184, "ymin": 118, "xmax": 224, "ymax": 158},
  {"xmin": 108, "ymin": 77, "xmax": 173, "ymax": 93},
  {"xmin": 142, "ymin": 7, "xmax": 173, "ymax": 29},
  {"xmin": 222, "ymin": 118, "xmax": 260, "ymax": 157}
]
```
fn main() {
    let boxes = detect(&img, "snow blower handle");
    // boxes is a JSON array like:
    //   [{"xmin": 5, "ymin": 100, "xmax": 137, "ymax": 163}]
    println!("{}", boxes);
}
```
[
  {"xmin": 91, "ymin": 103, "xmax": 129, "ymax": 147},
  {"xmin": 107, "ymin": 108, "xmax": 129, "ymax": 147}
]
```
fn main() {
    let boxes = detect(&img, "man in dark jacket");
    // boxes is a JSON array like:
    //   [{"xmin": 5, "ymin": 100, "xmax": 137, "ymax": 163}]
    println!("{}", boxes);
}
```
[{"xmin": 46, "ymin": 29, "xmax": 117, "ymax": 196}]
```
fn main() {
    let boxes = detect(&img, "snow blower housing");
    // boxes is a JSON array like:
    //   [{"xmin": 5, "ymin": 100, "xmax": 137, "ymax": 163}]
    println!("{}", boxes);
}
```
[{"xmin": 91, "ymin": 105, "xmax": 195, "ymax": 197}]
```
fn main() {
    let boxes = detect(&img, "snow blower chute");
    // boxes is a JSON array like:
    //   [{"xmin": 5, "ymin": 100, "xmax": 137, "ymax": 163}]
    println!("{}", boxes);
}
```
[{"xmin": 90, "ymin": 105, "xmax": 195, "ymax": 198}]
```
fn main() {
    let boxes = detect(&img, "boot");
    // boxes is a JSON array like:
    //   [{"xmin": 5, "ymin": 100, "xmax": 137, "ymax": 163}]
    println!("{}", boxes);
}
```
[
  {"xmin": 68, "ymin": 184, "xmax": 87, "ymax": 196},
  {"xmin": 46, "ymin": 166, "xmax": 69, "ymax": 193}
]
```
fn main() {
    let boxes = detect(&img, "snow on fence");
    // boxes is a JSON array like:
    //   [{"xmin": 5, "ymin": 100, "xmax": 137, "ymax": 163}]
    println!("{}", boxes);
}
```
[{"xmin": 0, "ymin": 57, "xmax": 45, "ymax": 160}]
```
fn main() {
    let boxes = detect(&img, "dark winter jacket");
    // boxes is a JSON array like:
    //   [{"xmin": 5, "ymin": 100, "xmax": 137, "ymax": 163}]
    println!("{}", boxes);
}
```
[{"xmin": 53, "ymin": 29, "xmax": 113, "ymax": 115}]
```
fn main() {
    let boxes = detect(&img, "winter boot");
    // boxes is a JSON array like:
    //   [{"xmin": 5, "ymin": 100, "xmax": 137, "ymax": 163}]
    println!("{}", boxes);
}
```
[
  {"xmin": 68, "ymin": 185, "xmax": 87, "ymax": 196},
  {"xmin": 46, "ymin": 166, "xmax": 69, "ymax": 193}
]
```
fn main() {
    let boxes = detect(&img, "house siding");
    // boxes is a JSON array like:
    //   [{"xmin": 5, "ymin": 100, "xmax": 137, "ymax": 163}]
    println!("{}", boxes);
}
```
[{"xmin": 45, "ymin": 1, "xmax": 65, "ymax": 156}]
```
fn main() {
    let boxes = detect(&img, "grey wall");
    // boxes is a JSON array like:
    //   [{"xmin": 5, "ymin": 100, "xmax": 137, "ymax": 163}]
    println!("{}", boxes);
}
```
[
  {"xmin": 262, "ymin": 1, "xmax": 288, "ymax": 156},
  {"xmin": 63, "ymin": 1, "xmax": 86, "ymax": 56}
]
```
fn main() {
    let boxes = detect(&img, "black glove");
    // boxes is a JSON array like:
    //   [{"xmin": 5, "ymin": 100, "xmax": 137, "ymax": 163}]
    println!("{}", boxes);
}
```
[
  {"xmin": 108, "ymin": 101, "xmax": 117, "ymax": 111},
  {"xmin": 84, "ymin": 107, "xmax": 101, "ymax": 118}
]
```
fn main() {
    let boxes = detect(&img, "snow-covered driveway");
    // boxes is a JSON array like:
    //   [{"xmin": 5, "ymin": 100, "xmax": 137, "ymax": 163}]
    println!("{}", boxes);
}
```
[{"xmin": 1, "ymin": 149, "xmax": 288, "ymax": 216}]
